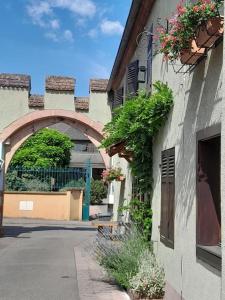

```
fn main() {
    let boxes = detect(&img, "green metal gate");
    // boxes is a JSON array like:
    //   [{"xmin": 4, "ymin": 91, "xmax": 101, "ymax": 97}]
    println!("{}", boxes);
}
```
[{"xmin": 82, "ymin": 159, "xmax": 92, "ymax": 221}]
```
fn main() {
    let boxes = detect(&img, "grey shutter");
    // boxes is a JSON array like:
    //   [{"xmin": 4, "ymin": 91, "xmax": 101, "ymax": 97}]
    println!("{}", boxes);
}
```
[
  {"xmin": 160, "ymin": 147, "xmax": 175, "ymax": 248},
  {"xmin": 127, "ymin": 60, "xmax": 139, "ymax": 97},
  {"xmin": 112, "ymin": 87, "xmax": 124, "ymax": 109}
]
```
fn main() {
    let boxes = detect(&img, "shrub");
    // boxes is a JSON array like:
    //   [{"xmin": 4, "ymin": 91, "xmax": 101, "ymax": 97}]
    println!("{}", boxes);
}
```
[
  {"xmin": 94, "ymin": 227, "xmax": 151, "ymax": 290},
  {"xmin": 5, "ymin": 171, "xmax": 26, "ymax": 191},
  {"xmin": 130, "ymin": 250, "xmax": 165, "ymax": 299},
  {"xmin": 91, "ymin": 180, "xmax": 107, "ymax": 205},
  {"xmin": 5, "ymin": 172, "xmax": 50, "ymax": 192},
  {"xmin": 22, "ymin": 178, "xmax": 50, "ymax": 192},
  {"xmin": 60, "ymin": 178, "xmax": 85, "ymax": 190},
  {"xmin": 119, "ymin": 198, "xmax": 152, "ymax": 240},
  {"xmin": 101, "ymin": 82, "xmax": 173, "ymax": 193}
]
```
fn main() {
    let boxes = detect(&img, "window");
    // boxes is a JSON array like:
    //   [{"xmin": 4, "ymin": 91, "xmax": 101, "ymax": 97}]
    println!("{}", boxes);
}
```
[
  {"xmin": 112, "ymin": 87, "xmax": 124, "ymax": 109},
  {"xmin": 196, "ymin": 126, "xmax": 221, "ymax": 270},
  {"xmin": 73, "ymin": 141, "xmax": 98, "ymax": 153},
  {"xmin": 160, "ymin": 147, "xmax": 175, "ymax": 248},
  {"xmin": 127, "ymin": 60, "xmax": 139, "ymax": 97}
]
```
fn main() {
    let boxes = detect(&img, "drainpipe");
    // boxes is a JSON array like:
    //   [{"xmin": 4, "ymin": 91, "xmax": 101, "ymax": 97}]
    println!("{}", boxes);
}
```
[{"xmin": 0, "ymin": 143, "xmax": 5, "ymax": 236}]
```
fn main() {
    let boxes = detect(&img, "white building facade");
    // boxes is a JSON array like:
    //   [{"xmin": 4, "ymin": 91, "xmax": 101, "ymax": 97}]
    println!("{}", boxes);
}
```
[{"xmin": 107, "ymin": 1, "xmax": 225, "ymax": 299}]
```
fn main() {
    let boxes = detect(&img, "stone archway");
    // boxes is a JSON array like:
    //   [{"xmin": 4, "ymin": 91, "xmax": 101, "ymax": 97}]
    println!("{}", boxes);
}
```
[{"xmin": 0, "ymin": 109, "xmax": 109, "ymax": 233}]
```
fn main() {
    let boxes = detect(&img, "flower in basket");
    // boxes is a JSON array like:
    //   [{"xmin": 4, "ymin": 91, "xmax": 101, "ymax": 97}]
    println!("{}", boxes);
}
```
[
  {"xmin": 157, "ymin": 0, "xmax": 223, "ymax": 61},
  {"xmin": 101, "ymin": 167, "xmax": 125, "ymax": 183}
]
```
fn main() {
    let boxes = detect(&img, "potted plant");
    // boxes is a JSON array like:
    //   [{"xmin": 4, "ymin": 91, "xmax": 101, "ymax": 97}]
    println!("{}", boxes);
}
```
[
  {"xmin": 196, "ymin": 16, "xmax": 224, "ymax": 48},
  {"xmin": 157, "ymin": 0, "xmax": 222, "ymax": 64},
  {"xmin": 101, "ymin": 167, "xmax": 125, "ymax": 183},
  {"xmin": 180, "ymin": 39, "xmax": 205, "ymax": 65}
]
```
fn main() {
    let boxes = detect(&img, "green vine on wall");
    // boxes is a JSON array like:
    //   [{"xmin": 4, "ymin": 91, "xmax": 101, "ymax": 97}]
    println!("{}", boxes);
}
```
[{"xmin": 101, "ymin": 81, "xmax": 174, "ymax": 193}]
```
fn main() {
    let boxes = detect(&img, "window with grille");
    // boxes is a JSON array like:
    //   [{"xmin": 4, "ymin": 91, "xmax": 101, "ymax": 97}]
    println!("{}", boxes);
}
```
[{"xmin": 160, "ymin": 147, "xmax": 175, "ymax": 248}]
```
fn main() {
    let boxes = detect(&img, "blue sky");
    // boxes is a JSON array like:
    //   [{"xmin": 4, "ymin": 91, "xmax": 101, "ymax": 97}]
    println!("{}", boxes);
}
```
[{"xmin": 0, "ymin": 0, "xmax": 131, "ymax": 96}]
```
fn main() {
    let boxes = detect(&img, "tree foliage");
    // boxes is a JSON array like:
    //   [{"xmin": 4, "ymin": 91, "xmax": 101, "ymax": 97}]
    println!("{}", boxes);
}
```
[
  {"xmin": 90, "ymin": 179, "xmax": 108, "ymax": 205},
  {"xmin": 101, "ymin": 81, "xmax": 174, "ymax": 193},
  {"xmin": 10, "ymin": 128, "xmax": 74, "ymax": 168}
]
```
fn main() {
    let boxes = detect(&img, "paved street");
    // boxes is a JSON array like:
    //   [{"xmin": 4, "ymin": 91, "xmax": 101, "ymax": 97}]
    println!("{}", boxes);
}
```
[{"xmin": 0, "ymin": 218, "xmax": 129, "ymax": 300}]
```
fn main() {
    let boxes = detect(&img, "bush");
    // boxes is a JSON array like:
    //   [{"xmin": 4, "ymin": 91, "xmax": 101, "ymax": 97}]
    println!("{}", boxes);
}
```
[
  {"xmin": 60, "ymin": 178, "xmax": 85, "ymax": 191},
  {"xmin": 22, "ymin": 178, "xmax": 50, "ymax": 192},
  {"xmin": 94, "ymin": 227, "xmax": 151, "ymax": 289},
  {"xmin": 91, "ymin": 180, "xmax": 107, "ymax": 205},
  {"xmin": 5, "ymin": 171, "xmax": 26, "ymax": 191},
  {"xmin": 5, "ymin": 172, "xmax": 50, "ymax": 192},
  {"xmin": 130, "ymin": 250, "xmax": 165, "ymax": 299},
  {"xmin": 119, "ymin": 198, "xmax": 152, "ymax": 240}
]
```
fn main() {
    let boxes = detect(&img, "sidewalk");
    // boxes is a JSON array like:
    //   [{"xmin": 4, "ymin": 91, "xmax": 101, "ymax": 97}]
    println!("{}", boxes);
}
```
[
  {"xmin": 74, "ymin": 242, "xmax": 130, "ymax": 300},
  {"xmin": 3, "ymin": 217, "xmax": 92, "ymax": 227}
]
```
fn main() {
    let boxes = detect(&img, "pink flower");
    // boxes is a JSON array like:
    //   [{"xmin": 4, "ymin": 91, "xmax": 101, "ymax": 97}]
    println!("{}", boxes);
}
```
[{"xmin": 193, "ymin": 6, "xmax": 200, "ymax": 12}]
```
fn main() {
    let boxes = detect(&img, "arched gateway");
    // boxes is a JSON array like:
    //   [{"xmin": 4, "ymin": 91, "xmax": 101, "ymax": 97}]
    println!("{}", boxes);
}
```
[{"xmin": 0, "ymin": 109, "xmax": 110, "ymax": 234}]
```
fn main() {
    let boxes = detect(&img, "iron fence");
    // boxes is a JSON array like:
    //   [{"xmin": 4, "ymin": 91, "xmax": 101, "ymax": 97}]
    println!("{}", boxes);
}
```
[{"xmin": 5, "ymin": 166, "xmax": 87, "ymax": 192}]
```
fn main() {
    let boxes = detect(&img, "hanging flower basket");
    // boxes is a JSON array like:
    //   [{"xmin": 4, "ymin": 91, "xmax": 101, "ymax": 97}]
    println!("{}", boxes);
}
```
[
  {"xmin": 101, "ymin": 167, "xmax": 125, "ymax": 183},
  {"xmin": 107, "ymin": 141, "xmax": 133, "ymax": 163},
  {"xmin": 156, "ymin": 0, "xmax": 223, "ymax": 62},
  {"xmin": 196, "ymin": 16, "xmax": 224, "ymax": 48},
  {"xmin": 180, "ymin": 40, "xmax": 205, "ymax": 65}
]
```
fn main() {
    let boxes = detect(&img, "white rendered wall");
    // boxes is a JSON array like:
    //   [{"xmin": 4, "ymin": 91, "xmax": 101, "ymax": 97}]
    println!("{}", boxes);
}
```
[{"xmin": 111, "ymin": 0, "xmax": 224, "ymax": 299}]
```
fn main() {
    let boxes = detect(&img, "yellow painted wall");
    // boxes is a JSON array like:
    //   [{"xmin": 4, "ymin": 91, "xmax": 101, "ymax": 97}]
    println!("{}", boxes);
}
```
[{"xmin": 3, "ymin": 189, "xmax": 83, "ymax": 221}]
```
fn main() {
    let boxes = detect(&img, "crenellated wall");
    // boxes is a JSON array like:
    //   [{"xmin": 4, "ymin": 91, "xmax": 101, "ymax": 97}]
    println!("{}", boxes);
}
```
[{"xmin": 0, "ymin": 74, "xmax": 111, "ymax": 133}]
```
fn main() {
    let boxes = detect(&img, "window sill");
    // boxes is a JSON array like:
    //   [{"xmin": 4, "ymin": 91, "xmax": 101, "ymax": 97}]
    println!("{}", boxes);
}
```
[
  {"xmin": 160, "ymin": 235, "xmax": 174, "ymax": 249},
  {"xmin": 196, "ymin": 245, "xmax": 221, "ymax": 271}
]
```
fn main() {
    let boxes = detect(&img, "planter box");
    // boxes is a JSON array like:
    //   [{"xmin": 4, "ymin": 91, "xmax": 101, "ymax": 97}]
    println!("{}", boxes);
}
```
[
  {"xmin": 180, "ymin": 40, "xmax": 205, "ymax": 65},
  {"xmin": 196, "ymin": 17, "xmax": 224, "ymax": 48},
  {"xmin": 128, "ymin": 290, "xmax": 164, "ymax": 300}
]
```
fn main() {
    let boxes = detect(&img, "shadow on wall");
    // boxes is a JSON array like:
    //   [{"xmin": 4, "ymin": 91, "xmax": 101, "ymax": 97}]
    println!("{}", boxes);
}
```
[{"xmin": 176, "ymin": 42, "xmax": 222, "ymax": 228}]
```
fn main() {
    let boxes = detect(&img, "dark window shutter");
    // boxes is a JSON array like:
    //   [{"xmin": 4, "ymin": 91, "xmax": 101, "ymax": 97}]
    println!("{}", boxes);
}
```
[
  {"xmin": 112, "ymin": 87, "xmax": 124, "ymax": 109},
  {"xmin": 147, "ymin": 24, "xmax": 153, "ymax": 90},
  {"xmin": 127, "ymin": 60, "xmax": 139, "ymax": 97},
  {"xmin": 160, "ymin": 147, "xmax": 175, "ymax": 248}
]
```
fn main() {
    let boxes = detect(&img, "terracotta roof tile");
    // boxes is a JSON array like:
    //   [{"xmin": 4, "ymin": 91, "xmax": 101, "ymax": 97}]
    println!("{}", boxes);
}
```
[
  {"xmin": 29, "ymin": 94, "xmax": 44, "ymax": 107},
  {"xmin": 90, "ymin": 79, "xmax": 108, "ymax": 92},
  {"xmin": 46, "ymin": 76, "xmax": 75, "ymax": 92},
  {"xmin": 0, "ymin": 73, "xmax": 31, "ymax": 89},
  {"xmin": 75, "ymin": 97, "xmax": 89, "ymax": 110}
]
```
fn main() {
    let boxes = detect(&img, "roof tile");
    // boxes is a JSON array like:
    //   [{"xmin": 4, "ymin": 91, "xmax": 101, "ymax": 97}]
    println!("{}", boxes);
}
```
[
  {"xmin": 0, "ymin": 73, "xmax": 31, "ymax": 89},
  {"xmin": 46, "ymin": 76, "xmax": 75, "ymax": 92},
  {"xmin": 90, "ymin": 79, "xmax": 108, "ymax": 92}
]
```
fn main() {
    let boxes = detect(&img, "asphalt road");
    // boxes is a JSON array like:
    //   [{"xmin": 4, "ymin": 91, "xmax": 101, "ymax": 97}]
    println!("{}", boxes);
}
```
[{"xmin": 0, "ymin": 219, "xmax": 96, "ymax": 300}]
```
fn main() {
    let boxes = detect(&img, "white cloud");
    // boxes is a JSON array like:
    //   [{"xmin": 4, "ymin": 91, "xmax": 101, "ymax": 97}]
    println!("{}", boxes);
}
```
[
  {"xmin": 100, "ymin": 19, "xmax": 124, "ymax": 36},
  {"xmin": 27, "ymin": 1, "xmax": 52, "ymax": 27},
  {"xmin": 51, "ymin": 0, "xmax": 96, "ymax": 17},
  {"xmin": 45, "ymin": 29, "xmax": 74, "ymax": 42},
  {"xmin": 63, "ymin": 29, "xmax": 74, "ymax": 42},
  {"xmin": 76, "ymin": 18, "xmax": 87, "ymax": 28},
  {"xmin": 50, "ymin": 19, "xmax": 60, "ymax": 29},
  {"xmin": 45, "ymin": 31, "xmax": 59, "ymax": 42},
  {"xmin": 88, "ymin": 28, "xmax": 98, "ymax": 39}
]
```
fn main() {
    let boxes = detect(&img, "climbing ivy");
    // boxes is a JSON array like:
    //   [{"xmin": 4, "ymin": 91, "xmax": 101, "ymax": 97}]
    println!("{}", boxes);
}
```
[{"xmin": 101, "ymin": 81, "xmax": 174, "ymax": 193}]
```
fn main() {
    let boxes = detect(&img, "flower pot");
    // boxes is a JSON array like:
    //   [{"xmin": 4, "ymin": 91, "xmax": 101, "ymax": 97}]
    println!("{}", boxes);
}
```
[
  {"xmin": 128, "ymin": 290, "xmax": 163, "ymax": 300},
  {"xmin": 180, "ymin": 40, "xmax": 205, "ymax": 65},
  {"xmin": 196, "ymin": 17, "xmax": 224, "ymax": 48},
  {"xmin": 115, "ymin": 176, "xmax": 125, "ymax": 182}
]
